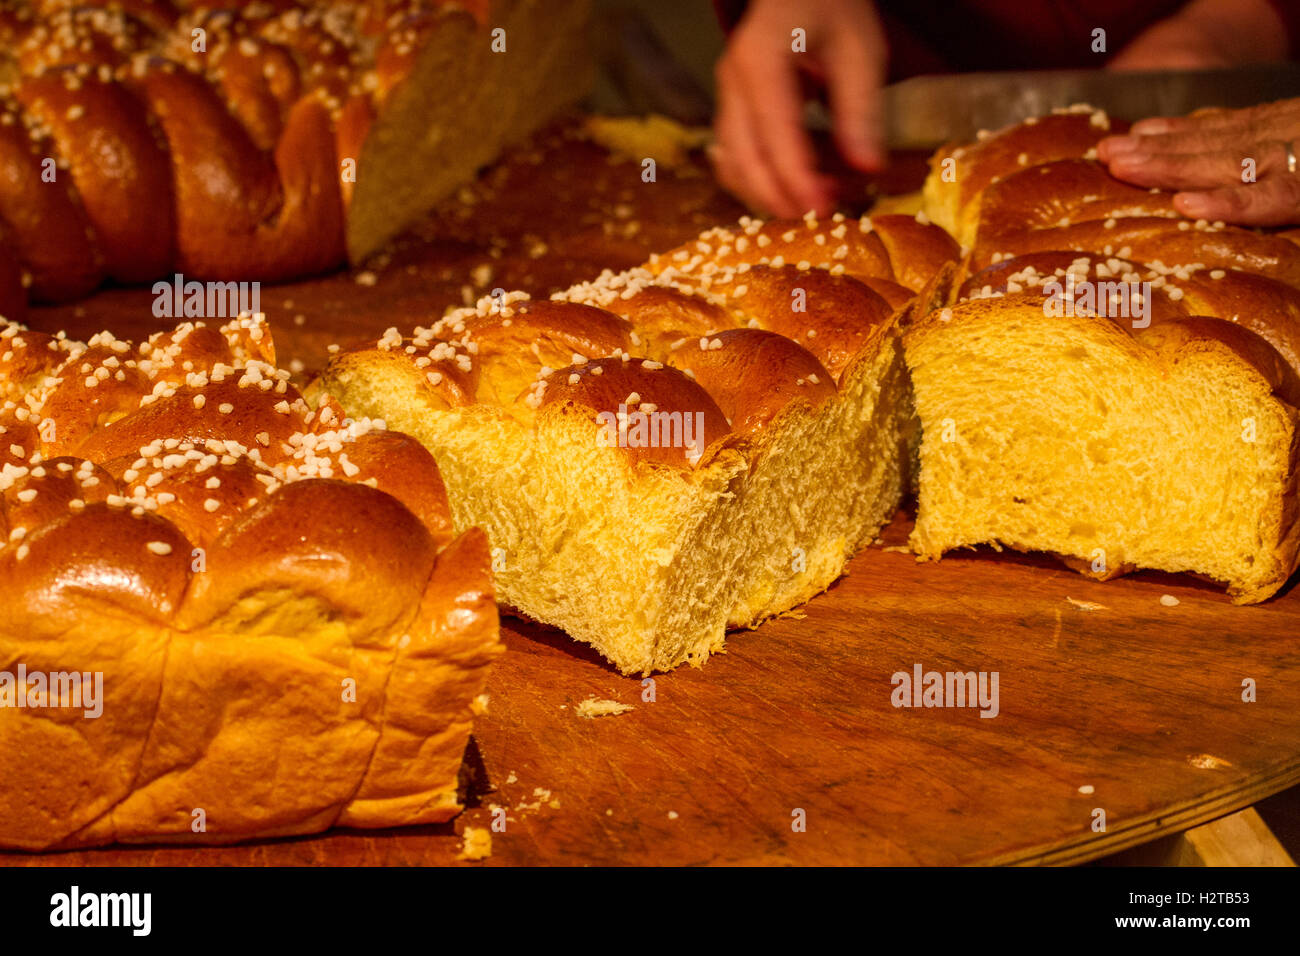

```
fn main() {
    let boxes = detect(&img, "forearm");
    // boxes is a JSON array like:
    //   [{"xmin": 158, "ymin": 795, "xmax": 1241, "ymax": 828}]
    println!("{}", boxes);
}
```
[
  {"xmin": 1178, "ymin": 0, "xmax": 1289, "ymax": 59},
  {"xmin": 1110, "ymin": 0, "xmax": 1288, "ymax": 68}
]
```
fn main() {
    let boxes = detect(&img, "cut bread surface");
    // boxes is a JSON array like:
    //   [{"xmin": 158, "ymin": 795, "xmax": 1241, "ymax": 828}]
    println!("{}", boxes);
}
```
[
  {"xmin": 322, "ymin": 317, "xmax": 912, "ymax": 674},
  {"xmin": 904, "ymin": 296, "xmax": 1299, "ymax": 603},
  {"xmin": 909, "ymin": 106, "xmax": 1300, "ymax": 602},
  {"xmin": 319, "ymin": 211, "xmax": 957, "ymax": 672},
  {"xmin": 349, "ymin": 0, "xmax": 594, "ymax": 262}
]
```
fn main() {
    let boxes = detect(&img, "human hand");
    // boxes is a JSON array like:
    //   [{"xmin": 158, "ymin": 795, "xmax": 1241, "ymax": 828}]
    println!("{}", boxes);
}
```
[
  {"xmin": 1097, "ymin": 98, "xmax": 1300, "ymax": 227},
  {"xmin": 712, "ymin": 0, "xmax": 886, "ymax": 218}
]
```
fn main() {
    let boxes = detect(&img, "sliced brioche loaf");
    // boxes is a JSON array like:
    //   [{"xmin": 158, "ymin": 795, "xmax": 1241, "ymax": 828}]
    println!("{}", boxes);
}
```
[
  {"xmin": 908, "ymin": 108, "xmax": 1300, "ymax": 603},
  {"xmin": 905, "ymin": 295, "xmax": 1300, "ymax": 603},
  {"xmin": 0, "ymin": 314, "xmax": 501, "ymax": 849},
  {"xmin": 319, "ymin": 213, "xmax": 958, "ymax": 672}
]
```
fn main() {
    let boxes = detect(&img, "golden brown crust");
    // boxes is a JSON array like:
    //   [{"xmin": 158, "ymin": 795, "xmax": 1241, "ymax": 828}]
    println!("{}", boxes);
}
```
[
  {"xmin": 1140, "ymin": 316, "xmax": 1300, "ymax": 409},
  {"xmin": 593, "ymin": 283, "xmax": 731, "ymax": 358},
  {"xmin": 539, "ymin": 357, "xmax": 733, "ymax": 468},
  {"xmin": 724, "ymin": 264, "xmax": 896, "ymax": 380},
  {"xmin": 867, "ymin": 214, "xmax": 962, "ymax": 292},
  {"xmin": 15, "ymin": 71, "xmax": 176, "ymax": 283},
  {"xmin": 461, "ymin": 299, "xmax": 637, "ymax": 406},
  {"xmin": 929, "ymin": 110, "xmax": 1119, "ymax": 223},
  {"xmin": 174, "ymin": 478, "xmax": 437, "ymax": 638},
  {"xmin": 330, "ymin": 212, "xmax": 952, "ymax": 478},
  {"xmin": 975, "ymin": 159, "xmax": 1174, "ymax": 235},
  {"xmin": 652, "ymin": 215, "xmax": 893, "ymax": 283},
  {"xmin": 2, "ymin": 455, "xmax": 117, "ymax": 537},
  {"xmin": 647, "ymin": 210, "xmax": 958, "ymax": 293},
  {"xmin": 0, "ymin": 311, "xmax": 499, "ymax": 850},
  {"xmin": 0, "ymin": 501, "xmax": 194, "ymax": 632},
  {"xmin": 970, "ymin": 161, "xmax": 1300, "ymax": 286},
  {"xmin": 669, "ymin": 328, "xmax": 835, "ymax": 438},
  {"xmin": 0, "ymin": 0, "xmax": 542, "ymax": 305},
  {"xmin": 333, "ymin": 429, "xmax": 457, "ymax": 548},
  {"xmin": 321, "ymin": 205, "xmax": 955, "ymax": 674},
  {"xmin": 957, "ymin": 248, "xmax": 1300, "ymax": 404}
]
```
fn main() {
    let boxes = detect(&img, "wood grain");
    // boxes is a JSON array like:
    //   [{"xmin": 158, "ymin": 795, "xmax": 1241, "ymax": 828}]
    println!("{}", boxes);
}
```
[
  {"xmin": 4, "ymin": 122, "xmax": 1298, "ymax": 867},
  {"xmin": 1182, "ymin": 810, "xmax": 1296, "ymax": 866}
]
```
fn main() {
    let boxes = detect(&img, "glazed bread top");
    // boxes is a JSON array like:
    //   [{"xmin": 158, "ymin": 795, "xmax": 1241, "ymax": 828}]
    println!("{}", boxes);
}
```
[
  {"xmin": 921, "ymin": 105, "xmax": 1300, "ymax": 407},
  {"xmin": 0, "ymin": 0, "xmax": 485, "ymax": 304},
  {"xmin": 0, "ymin": 311, "xmax": 461, "ymax": 642},
  {"xmin": 324, "ymin": 211, "xmax": 959, "ymax": 471},
  {"xmin": 956, "ymin": 249, "xmax": 1300, "ymax": 404},
  {"xmin": 924, "ymin": 105, "xmax": 1300, "ymax": 283},
  {"xmin": 923, "ymin": 105, "xmax": 1123, "ymax": 246}
]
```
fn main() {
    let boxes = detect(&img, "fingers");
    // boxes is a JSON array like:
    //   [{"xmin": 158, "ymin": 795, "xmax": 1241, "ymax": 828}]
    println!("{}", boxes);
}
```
[
  {"xmin": 1174, "ymin": 175, "xmax": 1300, "ymax": 227},
  {"xmin": 1131, "ymin": 107, "xmax": 1236, "ymax": 136},
  {"xmin": 1098, "ymin": 109, "xmax": 1261, "ymax": 159},
  {"xmin": 1106, "ymin": 144, "xmax": 1268, "ymax": 190},
  {"xmin": 710, "ymin": 0, "xmax": 891, "ymax": 218},
  {"xmin": 1096, "ymin": 97, "xmax": 1300, "ymax": 226},
  {"xmin": 713, "ymin": 30, "xmax": 831, "ymax": 217},
  {"xmin": 713, "ymin": 68, "xmax": 806, "ymax": 217},
  {"xmin": 1105, "ymin": 141, "xmax": 1300, "ymax": 225},
  {"xmin": 1109, "ymin": 99, "xmax": 1300, "ymax": 149},
  {"xmin": 738, "ymin": 45, "xmax": 835, "ymax": 215},
  {"xmin": 822, "ymin": 7, "xmax": 887, "ymax": 171},
  {"xmin": 1099, "ymin": 127, "xmax": 1245, "ymax": 160}
]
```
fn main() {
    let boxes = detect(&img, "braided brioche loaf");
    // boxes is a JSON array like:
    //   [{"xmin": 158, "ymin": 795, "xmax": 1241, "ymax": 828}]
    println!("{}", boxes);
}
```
[
  {"xmin": 0, "ymin": 0, "xmax": 590, "ymax": 311},
  {"xmin": 318, "ymin": 212, "xmax": 958, "ymax": 674},
  {"xmin": 907, "ymin": 106, "xmax": 1300, "ymax": 603},
  {"xmin": 0, "ymin": 312, "xmax": 500, "ymax": 850}
]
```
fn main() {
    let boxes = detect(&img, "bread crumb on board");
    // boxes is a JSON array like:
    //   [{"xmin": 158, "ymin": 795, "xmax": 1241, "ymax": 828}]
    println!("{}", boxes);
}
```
[
  {"xmin": 1066, "ymin": 597, "xmax": 1107, "ymax": 611},
  {"xmin": 576, "ymin": 696, "xmax": 634, "ymax": 719},
  {"xmin": 1159, "ymin": 594, "xmax": 1180, "ymax": 607},
  {"xmin": 458, "ymin": 826, "xmax": 492, "ymax": 862},
  {"xmin": 580, "ymin": 114, "xmax": 709, "ymax": 168}
]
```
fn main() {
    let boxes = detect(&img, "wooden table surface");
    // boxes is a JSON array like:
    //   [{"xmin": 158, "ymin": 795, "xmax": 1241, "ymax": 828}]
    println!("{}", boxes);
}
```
[{"xmin": 6, "ymin": 123, "xmax": 1297, "ymax": 867}]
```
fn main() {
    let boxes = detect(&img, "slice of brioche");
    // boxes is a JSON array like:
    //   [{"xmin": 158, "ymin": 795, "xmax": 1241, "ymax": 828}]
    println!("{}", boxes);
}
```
[
  {"xmin": 320, "ymin": 300, "xmax": 911, "ymax": 674},
  {"xmin": 319, "ymin": 212, "xmax": 959, "ymax": 672},
  {"xmin": 903, "ymin": 294, "xmax": 1300, "ymax": 603},
  {"xmin": 347, "ymin": 0, "xmax": 594, "ymax": 261}
]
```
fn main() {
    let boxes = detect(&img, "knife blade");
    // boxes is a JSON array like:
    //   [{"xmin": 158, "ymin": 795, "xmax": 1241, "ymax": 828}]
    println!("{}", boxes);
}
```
[{"xmin": 846, "ymin": 64, "xmax": 1300, "ymax": 150}]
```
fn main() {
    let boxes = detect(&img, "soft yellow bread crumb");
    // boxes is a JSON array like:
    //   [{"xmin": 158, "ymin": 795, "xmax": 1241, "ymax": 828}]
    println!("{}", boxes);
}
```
[
  {"xmin": 904, "ymin": 295, "xmax": 1298, "ymax": 604},
  {"xmin": 1066, "ymin": 597, "xmax": 1107, "ymax": 611},
  {"xmin": 458, "ymin": 826, "xmax": 492, "ymax": 861},
  {"xmin": 582, "ymin": 114, "xmax": 710, "ymax": 168},
  {"xmin": 870, "ymin": 191, "xmax": 925, "ymax": 216},
  {"xmin": 575, "ymin": 697, "xmax": 634, "ymax": 719}
]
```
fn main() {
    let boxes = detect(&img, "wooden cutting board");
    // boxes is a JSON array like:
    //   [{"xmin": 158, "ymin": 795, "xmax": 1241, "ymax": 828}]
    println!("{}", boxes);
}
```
[{"xmin": 6, "ymin": 124, "xmax": 1298, "ymax": 867}]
